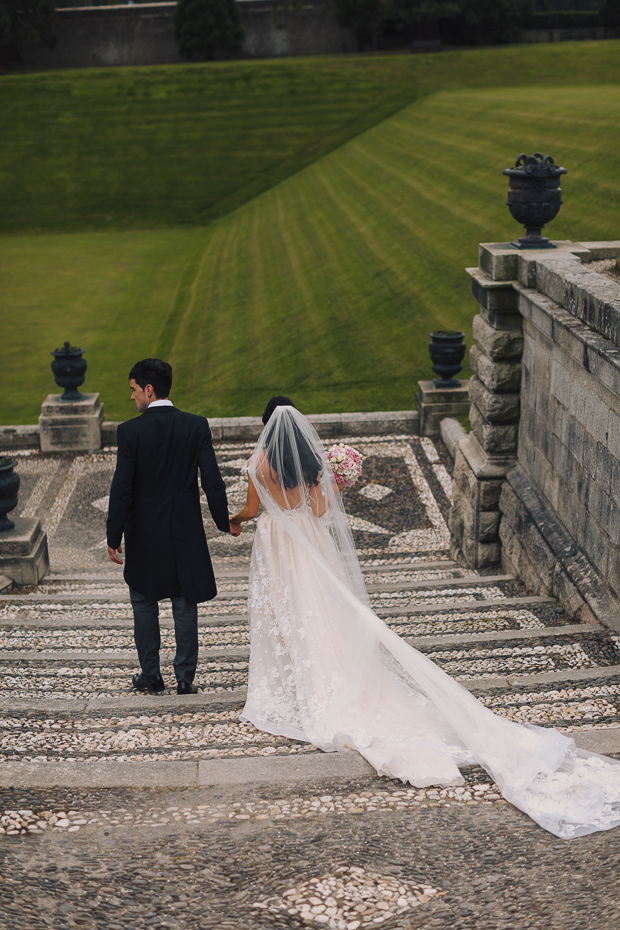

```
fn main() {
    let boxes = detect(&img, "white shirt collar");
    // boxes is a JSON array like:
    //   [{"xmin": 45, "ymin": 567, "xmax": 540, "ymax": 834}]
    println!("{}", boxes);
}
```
[{"xmin": 147, "ymin": 399, "xmax": 174, "ymax": 409}]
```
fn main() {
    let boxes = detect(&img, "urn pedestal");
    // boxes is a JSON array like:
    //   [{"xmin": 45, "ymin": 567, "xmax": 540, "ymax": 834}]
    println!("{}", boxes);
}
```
[
  {"xmin": 0, "ymin": 517, "xmax": 49, "ymax": 585},
  {"xmin": 0, "ymin": 457, "xmax": 20, "ymax": 532},
  {"xmin": 415, "ymin": 380, "xmax": 470, "ymax": 438},
  {"xmin": 39, "ymin": 393, "xmax": 104, "ymax": 453}
]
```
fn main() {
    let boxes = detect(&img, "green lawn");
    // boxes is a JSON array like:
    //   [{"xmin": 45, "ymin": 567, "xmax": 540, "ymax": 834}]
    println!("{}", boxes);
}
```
[
  {"xmin": 1, "ymin": 45, "xmax": 620, "ymax": 423},
  {"xmin": 2, "ymin": 43, "xmax": 620, "ymax": 234}
]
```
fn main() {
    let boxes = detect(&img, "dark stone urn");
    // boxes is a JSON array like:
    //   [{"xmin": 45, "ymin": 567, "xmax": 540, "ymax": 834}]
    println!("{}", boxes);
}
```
[
  {"xmin": 503, "ymin": 153, "xmax": 567, "ymax": 249},
  {"xmin": 51, "ymin": 341, "xmax": 87, "ymax": 400},
  {"xmin": 429, "ymin": 331, "xmax": 466, "ymax": 388},
  {"xmin": 0, "ymin": 457, "xmax": 20, "ymax": 532}
]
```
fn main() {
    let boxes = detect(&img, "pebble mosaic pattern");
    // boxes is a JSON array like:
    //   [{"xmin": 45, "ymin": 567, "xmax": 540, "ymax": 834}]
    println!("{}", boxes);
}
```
[
  {"xmin": 0, "ymin": 660, "xmax": 249, "ymax": 699},
  {"xmin": 253, "ymin": 866, "xmax": 446, "ymax": 927},
  {"xmin": 479, "ymin": 681, "xmax": 620, "ymax": 727},
  {"xmin": 0, "ymin": 776, "xmax": 503, "ymax": 835},
  {"xmin": 0, "ymin": 607, "xmax": 564, "ymax": 654},
  {"xmin": 4, "ymin": 680, "xmax": 620, "ymax": 764}
]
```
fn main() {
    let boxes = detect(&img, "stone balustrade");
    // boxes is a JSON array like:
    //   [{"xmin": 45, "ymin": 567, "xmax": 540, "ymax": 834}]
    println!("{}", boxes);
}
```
[{"xmin": 450, "ymin": 239, "xmax": 620, "ymax": 629}]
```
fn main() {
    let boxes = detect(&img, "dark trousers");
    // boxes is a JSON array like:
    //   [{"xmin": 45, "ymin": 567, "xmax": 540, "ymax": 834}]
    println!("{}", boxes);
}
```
[{"xmin": 129, "ymin": 587, "xmax": 198, "ymax": 685}]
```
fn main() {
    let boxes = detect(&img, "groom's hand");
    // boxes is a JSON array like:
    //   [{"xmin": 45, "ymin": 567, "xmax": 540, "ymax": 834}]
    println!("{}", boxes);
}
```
[
  {"xmin": 108, "ymin": 544, "xmax": 124, "ymax": 564},
  {"xmin": 229, "ymin": 521, "xmax": 242, "ymax": 537}
]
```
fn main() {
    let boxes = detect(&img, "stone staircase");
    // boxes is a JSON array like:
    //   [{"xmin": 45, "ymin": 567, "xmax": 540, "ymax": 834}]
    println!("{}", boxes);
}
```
[
  {"xmin": 1, "ymin": 434, "xmax": 620, "ymax": 787},
  {"xmin": 2, "ymin": 559, "xmax": 620, "ymax": 781}
]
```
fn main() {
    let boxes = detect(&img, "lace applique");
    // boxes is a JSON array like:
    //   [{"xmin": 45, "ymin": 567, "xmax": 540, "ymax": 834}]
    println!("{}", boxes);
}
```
[{"xmin": 241, "ymin": 511, "xmax": 620, "ymax": 839}]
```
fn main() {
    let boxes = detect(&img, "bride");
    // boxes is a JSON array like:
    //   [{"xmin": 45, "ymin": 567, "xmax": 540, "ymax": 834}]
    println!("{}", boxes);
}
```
[{"xmin": 230, "ymin": 398, "xmax": 620, "ymax": 839}]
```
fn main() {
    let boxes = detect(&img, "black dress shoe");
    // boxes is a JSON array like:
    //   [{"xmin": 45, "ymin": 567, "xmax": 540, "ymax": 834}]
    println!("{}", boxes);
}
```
[
  {"xmin": 132, "ymin": 672, "xmax": 165, "ymax": 694},
  {"xmin": 177, "ymin": 681, "xmax": 198, "ymax": 695}
]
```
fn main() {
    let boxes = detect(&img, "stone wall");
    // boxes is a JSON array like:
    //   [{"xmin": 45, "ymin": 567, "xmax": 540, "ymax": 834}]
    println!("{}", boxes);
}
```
[
  {"xmin": 519, "ymin": 26, "xmax": 609, "ymax": 43},
  {"xmin": 18, "ymin": 1, "xmax": 353, "ymax": 69},
  {"xmin": 450, "ymin": 239, "xmax": 620, "ymax": 630}
]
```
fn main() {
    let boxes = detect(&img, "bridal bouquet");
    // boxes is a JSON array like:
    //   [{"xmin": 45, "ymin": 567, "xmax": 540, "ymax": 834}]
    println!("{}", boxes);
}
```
[{"xmin": 324, "ymin": 443, "xmax": 363, "ymax": 489}]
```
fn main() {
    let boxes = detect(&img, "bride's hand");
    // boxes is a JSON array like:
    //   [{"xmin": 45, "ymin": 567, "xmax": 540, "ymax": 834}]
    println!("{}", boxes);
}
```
[{"xmin": 229, "ymin": 520, "xmax": 242, "ymax": 537}]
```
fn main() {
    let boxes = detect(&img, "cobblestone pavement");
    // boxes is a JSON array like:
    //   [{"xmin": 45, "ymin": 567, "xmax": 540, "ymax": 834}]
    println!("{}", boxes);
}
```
[{"xmin": 1, "ymin": 433, "xmax": 620, "ymax": 929}]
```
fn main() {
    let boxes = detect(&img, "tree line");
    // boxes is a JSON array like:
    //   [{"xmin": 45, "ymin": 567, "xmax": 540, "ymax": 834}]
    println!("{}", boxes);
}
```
[{"xmin": 1, "ymin": 0, "xmax": 619, "ymax": 62}]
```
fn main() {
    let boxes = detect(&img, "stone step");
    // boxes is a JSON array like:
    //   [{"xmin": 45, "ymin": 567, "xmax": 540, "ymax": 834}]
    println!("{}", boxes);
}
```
[
  {"xmin": 3, "ymin": 668, "xmax": 620, "ymax": 772},
  {"xmin": 2, "ymin": 629, "xmax": 618, "ymax": 704},
  {"xmin": 44, "ymin": 560, "xmax": 459, "ymax": 586},
  {"xmin": 0, "ymin": 577, "xmax": 523, "ymax": 617},
  {"xmin": 2, "ymin": 722, "xmax": 620, "ymax": 789},
  {"xmin": 1, "ymin": 573, "xmax": 513, "ymax": 603},
  {"xmin": 4, "ymin": 719, "xmax": 620, "ymax": 790},
  {"xmin": 0, "ymin": 596, "xmax": 564, "ymax": 633},
  {"xmin": 0, "ymin": 623, "xmax": 606, "ymax": 661}
]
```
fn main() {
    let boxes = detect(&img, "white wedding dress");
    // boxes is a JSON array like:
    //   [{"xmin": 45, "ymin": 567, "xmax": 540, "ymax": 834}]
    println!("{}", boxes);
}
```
[{"xmin": 240, "ymin": 407, "xmax": 620, "ymax": 839}]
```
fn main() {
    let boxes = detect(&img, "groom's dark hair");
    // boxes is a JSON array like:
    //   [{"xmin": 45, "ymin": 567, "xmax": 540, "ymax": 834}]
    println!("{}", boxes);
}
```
[
  {"xmin": 129, "ymin": 359, "xmax": 173, "ymax": 399},
  {"xmin": 262, "ymin": 395, "xmax": 296, "ymax": 425}
]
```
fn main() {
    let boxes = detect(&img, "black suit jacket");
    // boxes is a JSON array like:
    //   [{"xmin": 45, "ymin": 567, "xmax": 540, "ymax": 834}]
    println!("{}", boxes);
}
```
[{"xmin": 106, "ymin": 406, "xmax": 229, "ymax": 604}]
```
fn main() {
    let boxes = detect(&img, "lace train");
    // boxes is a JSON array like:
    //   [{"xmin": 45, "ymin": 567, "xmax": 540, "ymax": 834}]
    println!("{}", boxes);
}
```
[{"xmin": 241, "ymin": 510, "xmax": 620, "ymax": 838}]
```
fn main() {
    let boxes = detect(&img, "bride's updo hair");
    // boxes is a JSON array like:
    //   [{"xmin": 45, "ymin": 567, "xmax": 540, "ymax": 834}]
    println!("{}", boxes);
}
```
[
  {"xmin": 262, "ymin": 395, "xmax": 296, "ymax": 425},
  {"xmin": 262, "ymin": 396, "xmax": 322, "ymax": 490}
]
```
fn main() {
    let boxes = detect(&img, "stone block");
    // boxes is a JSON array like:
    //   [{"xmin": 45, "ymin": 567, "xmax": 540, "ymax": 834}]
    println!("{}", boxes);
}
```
[
  {"xmin": 219, "ymin": 417, "xmax": 263, "ymax": 441},
  {"xmin": 549, "ymin": 358, "xmax": 571, "ymax": 406},
  {"xmin": 478, "ymin": 244, "xmax": 519, "ymax": 282},
  {"xmin": 415, "ymin": 381, "xmax": 470, "ymax": 438},
  {"xmin": 439, "ymin": 418, "xmax": 468, "ymax": 459},
  {"xmin": 469, "ymin": 375, "xmax": 519, "ymax": 423},
  {"xmin": 583, "ymin": 510, "xmax": 609, "ymax": 567},
  {"xmin": 476, "ymin": 510, "xmax": 501, "ymax": 542},
  {"xmin": 608, "ymin": 408, "xmax": 620, "ymax": 463},
  {"xmin": 481, "ymin": 309, "xmax": 523, "ymax": 331},
  {"xmin": 499, "ymin": 503, "xmax": 552, "ymax": 596},
  {"xmin": 470, "ymin": 404, "xmax": 518, "ymax": 454},
  {"xmin": 207, "ymin": 418, "xmax": 223, "ymax": 441},
  {"xmin": 470, "ymin": 346, "xmax": 521, "ymax": 393},
  {"xmin": 0, "ymin": 425, "xmax": 40, "ymax": 451},
  {"xmin": 472, "ymin": 315, "xmax": 524, "ymax": 361},
  {"xmin": 595, "ymin": 441, "xmax": 613, "ymax": 497},
  {"xmin": 577, "ymin": 241, "xmax": 620, "ymax": 261},
  {"xmin": 499, "ymin": 480, "xmax": 556, "ymax": 591},
  {"xmin": 579, "ymin": 432, "xmax": 600, "ymax": 482},
  {"xmin": 468, "ymin": 268, "xmax": 519, "ymax": 311},
  {"xmin": 307, "ymin": 413, "xmax": 343, "ymax": 438},
  {"xmin": 460, "ymin": 535, "xmax": 501, "ymax": 568},
  {"xmin": 551, "ymin": 563, "xmax": 589, "ymax": 620},
  {"xmin": 579, "ymin": 389, "xmax": 610, "ymax": 447},
  {"xmin": 534, "ymin": 253, "xmax": 620, "ymax": 345},
  {"xmin": 450, "ymin": 490, "xmax": 500, "ymax": 542},
  {"xmin": 101, "ymin": 421, "xmax": 119, "ymax": 446},
  {"xmin": 39, "ymin": 393, "xmax": 104, "ymax": 453},
  {"xmin": 337, "ymin": 411, "xmax": 418, "ymax": 437},
  {"xmin": 451, "ymin": 446, "xmax": 504, "ymax": 509},
  {"xmin": 516, "ymin": 243, "xmax": 591, "ymax": 289},
  {"xmin": 560, "ymin": 415, "xmax": 587, "ymax": 468},
  {"xmin": 0, "ymin": 517, "xmax": 49, "ymax": 585},
  {"xmin": 549, "ymin": 434, "xmax": 575, "ymax": 488},
  {"xmin": 447, "ymin": 502, "xmax": 465, "ymax": 544}
]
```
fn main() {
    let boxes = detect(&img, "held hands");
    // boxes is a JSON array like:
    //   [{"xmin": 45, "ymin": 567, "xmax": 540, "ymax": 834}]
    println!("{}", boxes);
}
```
[
  {"xmin": 108, "ymin": 544, "xmax": 123, "ymax": 565},
  {"xmin": 229, "ymin": 521, "xmax": 242, "ymax": 537}
]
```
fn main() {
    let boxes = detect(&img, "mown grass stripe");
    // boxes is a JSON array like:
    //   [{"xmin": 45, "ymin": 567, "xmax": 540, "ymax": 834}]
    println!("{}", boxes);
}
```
[{"xmin": 3, "ymin": 67, "xmax": 620, "ymax": 421}]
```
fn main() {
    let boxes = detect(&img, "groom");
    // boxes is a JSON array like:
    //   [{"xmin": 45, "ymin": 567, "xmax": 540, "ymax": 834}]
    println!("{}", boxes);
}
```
[{"xmin": 107, "ymin": 358, "xmax": 238, "ymax": 695}]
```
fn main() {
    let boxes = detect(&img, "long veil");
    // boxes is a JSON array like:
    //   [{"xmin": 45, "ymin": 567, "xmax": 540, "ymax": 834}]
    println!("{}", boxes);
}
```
[
  {"xmin": 247, "ymin": 405, "xmax": 369, "ymax": 606},
  {"xmin": 243, "ymin": 406, "xmax": 620, "ymax": 839}
]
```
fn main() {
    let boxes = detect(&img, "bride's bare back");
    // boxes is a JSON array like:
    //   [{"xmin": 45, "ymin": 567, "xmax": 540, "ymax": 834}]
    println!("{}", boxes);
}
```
[{"xmin": 230, "ymin": 451, "xmax": 326, "ymax": 525}]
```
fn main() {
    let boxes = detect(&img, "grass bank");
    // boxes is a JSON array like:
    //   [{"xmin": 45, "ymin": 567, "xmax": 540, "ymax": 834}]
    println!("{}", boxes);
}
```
[
  {"xmin": 2, "ymin": 42, "xmax": 620, "ymax": 234},
  {"xmin": 2, "ymin": 78, "xmax": 618, "ymax": 424}
]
